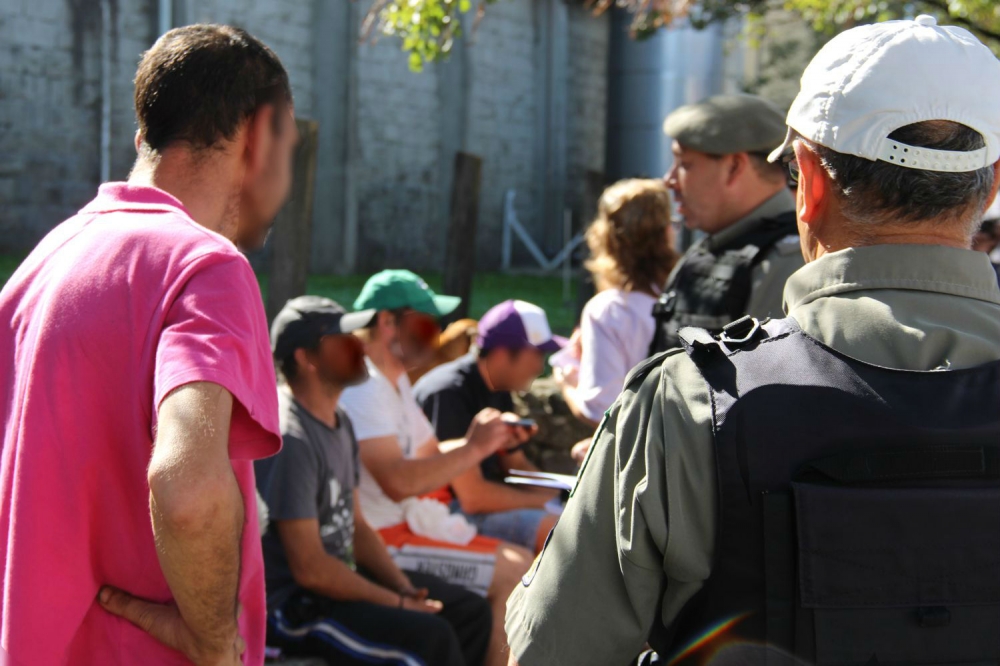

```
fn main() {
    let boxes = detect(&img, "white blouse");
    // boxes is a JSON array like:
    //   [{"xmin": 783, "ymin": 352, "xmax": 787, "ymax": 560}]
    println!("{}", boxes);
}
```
[{"xmin": 572, "ymin": 288, "xmax": 658, "ymax": 422}]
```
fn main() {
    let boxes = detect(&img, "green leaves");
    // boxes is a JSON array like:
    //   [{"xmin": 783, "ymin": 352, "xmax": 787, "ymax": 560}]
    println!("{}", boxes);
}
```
[
  {"xmin": 365, "ymin": 0, "xmax": 470, "ymax": 71},
  {"xmin": 777, "ymin": 0, "xmax": 1000, "ymax": 51},
  {"xmin": 365, "ymin": 0, "xmax": 1000, "ymax": 71}
]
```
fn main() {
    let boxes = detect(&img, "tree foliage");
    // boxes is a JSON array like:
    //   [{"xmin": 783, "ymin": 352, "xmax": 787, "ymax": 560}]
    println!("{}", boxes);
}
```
[
  {"xmin": 783, "ymin": 0, "xmax": 1000, "ymax": 47},
  {"xmin": 363, "ymin": 0, "xmax": 1000, "ymax": 71}
]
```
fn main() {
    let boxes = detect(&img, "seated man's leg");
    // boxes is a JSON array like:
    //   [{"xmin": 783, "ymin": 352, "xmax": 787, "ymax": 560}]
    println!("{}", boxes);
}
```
[
  {"xmin": 406, "ymin": 570, "xmax": 493, "ymax": 666},
  {"xmin": 376, "ymin": 524, "xmax": 531, "ymax": 666},
  {"xmin": 268, "ymin": 589, "xmax": 466, "ymax": 666},
  {"xmin": 459, "ymin": 506, "xmax": 558, "ymax": 554},
  {"xmin": 485, "ymin": 541, "xmax": 533, "ymax": 666}
]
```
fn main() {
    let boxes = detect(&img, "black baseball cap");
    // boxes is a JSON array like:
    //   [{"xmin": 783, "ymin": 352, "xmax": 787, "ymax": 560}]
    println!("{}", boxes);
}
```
[{"xmin": 271, "ymin": 295, "xmax": 377, "ymax": 359}]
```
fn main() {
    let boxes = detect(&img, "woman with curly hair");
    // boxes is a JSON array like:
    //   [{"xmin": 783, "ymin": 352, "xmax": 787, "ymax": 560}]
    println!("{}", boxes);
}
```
[{"xmin": 557, "ymin": 179, "xmax": 677, "ymax": 435}]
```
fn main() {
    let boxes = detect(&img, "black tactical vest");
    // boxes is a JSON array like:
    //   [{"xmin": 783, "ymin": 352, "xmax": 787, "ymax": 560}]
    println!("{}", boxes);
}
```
[
  {"xmin": 648, "ymin": 212, "xmax": 798, "ymax": 356},
  {"xmin": 647, "ymin": 316, "xmax": 1000, "ymax": 666}
]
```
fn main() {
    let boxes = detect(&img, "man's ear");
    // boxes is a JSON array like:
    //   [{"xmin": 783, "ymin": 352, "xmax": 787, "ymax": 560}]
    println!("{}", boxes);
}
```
[
  {"xmin": 982, "ymin": 161, "xmax": 1000, "ymax": 215},
  {"xmin": 293, "ymin": 347, "xmax": 313, "ymax": 376},
  {"xmin": 244, "ymin": 103, "xmax": 278, "ymax": 176},
  {"xmin": 724, "ymin": 153, "xmax": 748, "ymax": 187},
  {"xmin": 794, "ymin": 141, "xmax": 828, "ymax": 227},
  {"xmin": 134, "ymin": 130, "xmax": 143, "ymax": 155}
]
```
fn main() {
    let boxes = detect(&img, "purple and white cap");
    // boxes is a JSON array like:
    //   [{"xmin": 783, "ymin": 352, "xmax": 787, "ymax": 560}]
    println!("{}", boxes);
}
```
[{"xmin": 477, "ymin": 300, "xmax": 568, "ymax": 354}]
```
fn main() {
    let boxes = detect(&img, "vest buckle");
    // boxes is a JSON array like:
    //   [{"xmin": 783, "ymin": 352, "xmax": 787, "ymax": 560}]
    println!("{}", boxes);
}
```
[
  {"xmin": 719, "ymin": 316, "xmax": 761, "ymax": 345},
  {"xmin": 652, "ymin": 291, "xmax": 677, "ymax": 318}
]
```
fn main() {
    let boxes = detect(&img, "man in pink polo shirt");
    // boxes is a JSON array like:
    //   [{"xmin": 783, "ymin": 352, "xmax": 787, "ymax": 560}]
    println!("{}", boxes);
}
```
[{"xmin": 0, "ymin": 25, "xmax": 298, "ymax": 665}]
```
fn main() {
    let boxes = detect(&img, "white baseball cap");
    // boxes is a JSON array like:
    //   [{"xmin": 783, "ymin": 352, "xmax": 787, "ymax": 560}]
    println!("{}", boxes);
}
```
[
  {"xmin": 769, "ymin": 15, "xmax": 1000, "ymax": 173},
  {"xmin": 477, "ymin": 300, "xmax": 568, "ymax": 353}
]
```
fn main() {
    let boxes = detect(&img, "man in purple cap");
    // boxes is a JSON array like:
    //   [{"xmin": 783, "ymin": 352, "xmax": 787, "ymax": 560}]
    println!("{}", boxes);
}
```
[{"xmin": 414, "ymin": 300, "xmax": 567, "ymax": 554}]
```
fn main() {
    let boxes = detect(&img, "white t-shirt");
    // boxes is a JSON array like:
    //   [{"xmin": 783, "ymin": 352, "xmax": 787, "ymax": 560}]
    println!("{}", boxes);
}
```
[
  {"xmin": 339, "ymin": 357, "xmax": 436, "ymax": 529},
  {"xmin": 572, "ymin": 289, "xmax": 658, "ymax": 422}
]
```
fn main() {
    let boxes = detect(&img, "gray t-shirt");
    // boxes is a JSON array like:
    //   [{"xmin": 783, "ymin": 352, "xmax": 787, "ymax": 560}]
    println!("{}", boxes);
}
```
[{"xmin": 255, "ymin": 388, "xmax": 360, "ymax": 611}]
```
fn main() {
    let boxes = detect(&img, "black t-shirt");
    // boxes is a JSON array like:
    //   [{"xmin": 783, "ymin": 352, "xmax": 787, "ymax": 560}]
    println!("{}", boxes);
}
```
[
  {"xmin": 413, "ymin": 354, "xmax": 513, "ymax": 482},
  {"xmin": 255, "ymin": 388, "xmax": 360, "ymax": 612}
]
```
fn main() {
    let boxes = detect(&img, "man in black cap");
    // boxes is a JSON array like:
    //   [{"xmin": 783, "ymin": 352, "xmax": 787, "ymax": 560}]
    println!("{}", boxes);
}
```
[
  {"xmin": 256, "ymin": 296, "xmax": 493, "ymax": 666},
  {"xmin": 649, "ymin": 94, "xmax": 803, "ymax": 353}
]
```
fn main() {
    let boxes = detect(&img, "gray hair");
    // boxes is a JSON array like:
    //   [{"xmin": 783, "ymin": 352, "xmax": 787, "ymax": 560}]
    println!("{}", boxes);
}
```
[{"xmin": 809, "ymin": 121, "xmax": 995, "ymax": 235}]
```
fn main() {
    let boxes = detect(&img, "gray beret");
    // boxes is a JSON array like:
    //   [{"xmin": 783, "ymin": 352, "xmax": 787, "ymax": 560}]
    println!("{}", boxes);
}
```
[{"xmin": 663, "ymin": 94, "xmax": 787, "ymax": 155}]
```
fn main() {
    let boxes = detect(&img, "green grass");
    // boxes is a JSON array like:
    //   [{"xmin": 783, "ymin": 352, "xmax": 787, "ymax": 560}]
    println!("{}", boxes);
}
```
[
  {"xmin": 0, "ymin": 255, "xmax": 25, "ymax": 287},
  {"xmin": 2, "ymin": 255, "xmax": 578, "ymax": 335}
]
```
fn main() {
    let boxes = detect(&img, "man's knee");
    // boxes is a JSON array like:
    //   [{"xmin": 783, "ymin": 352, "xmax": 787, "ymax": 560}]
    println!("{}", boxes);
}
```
[{"xmin": 491, "ymin": 542, "xmax": 532, "ymax": 590}]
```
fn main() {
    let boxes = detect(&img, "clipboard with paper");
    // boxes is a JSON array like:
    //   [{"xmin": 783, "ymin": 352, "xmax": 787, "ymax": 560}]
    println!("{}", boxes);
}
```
[{"xmin": 504, "ymin": 469, "xmax": 577, "ymax": 491}]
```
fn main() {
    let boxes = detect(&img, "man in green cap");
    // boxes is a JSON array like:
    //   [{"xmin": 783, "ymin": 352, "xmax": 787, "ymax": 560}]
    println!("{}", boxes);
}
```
[
  {"xmin": 648, "ymin": 93, "xmax": 804, "ymax": 354},
  {"xmin": 340, "ymin": 270, "xmax": 534, "ymax": 666}
]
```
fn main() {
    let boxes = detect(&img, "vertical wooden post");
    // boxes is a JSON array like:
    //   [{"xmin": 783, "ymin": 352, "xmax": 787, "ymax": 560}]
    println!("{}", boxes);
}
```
[
  {"xmin": 441, "ymin": 151, "xmax": 482, "ymax": 323},
  {"xmin": 267, "ymin": 118, "xmax": 320, "ymax": 323}
]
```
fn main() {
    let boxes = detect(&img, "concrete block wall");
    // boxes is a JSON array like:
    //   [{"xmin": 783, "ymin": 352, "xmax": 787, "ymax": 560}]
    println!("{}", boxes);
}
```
[
  {"xmin": 1, "ymin": 0, "xmax": 610, "ymax": 274},
  {"xmin": 182, "ymin": 0, "xmax": 316, "ymax": 118},
  {"xmin": 0, "ymin": 0, "xmax": 154, "ymax": 253},
  {"xmin": 353, "ymin": 33, "xmax": 444, "ymax": 271},
  {"xmin": 567, "ymin": 5, "xmax": 609, "ymax": 226},
  {"xmin": 465, "ymin": 0, "xmax": 541, "ymax": 269}
]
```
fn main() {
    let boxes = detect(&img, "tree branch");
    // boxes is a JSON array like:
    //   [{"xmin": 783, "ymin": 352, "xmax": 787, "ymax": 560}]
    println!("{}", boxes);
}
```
[{"xmin": 918, "ymin": 0, "xmax": 1000, "ymax": 44}]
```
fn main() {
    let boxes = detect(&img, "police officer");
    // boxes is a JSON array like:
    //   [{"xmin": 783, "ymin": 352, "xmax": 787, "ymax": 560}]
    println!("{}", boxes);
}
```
[
  {"xmin": 649, "ymin": 94, "xmax": 803, "ymax": 354},
  {"xmin": 506, "ymin": 16, "xmax": 1000, "ymax": 666}
]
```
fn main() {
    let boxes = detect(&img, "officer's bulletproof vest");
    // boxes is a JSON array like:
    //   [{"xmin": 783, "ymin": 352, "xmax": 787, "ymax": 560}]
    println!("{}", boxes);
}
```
[
  {"xmin": 648, "ymin": 212, "xmax": 798, "ymax": 356},
  {"xmin": 647, "ymin": 316, "xmax": 1000, "ymax": 666}
]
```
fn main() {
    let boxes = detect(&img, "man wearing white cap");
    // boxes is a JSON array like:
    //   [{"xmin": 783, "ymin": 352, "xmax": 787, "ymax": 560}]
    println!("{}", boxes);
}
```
[{"xmin": 506, "ymin": 15, "xmax": 1000, "ymax": 666}]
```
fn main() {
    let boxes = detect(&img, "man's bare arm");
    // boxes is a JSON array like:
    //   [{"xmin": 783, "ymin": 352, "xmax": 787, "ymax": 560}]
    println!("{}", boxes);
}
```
[
  {"xmin": 277, "ymin": 518, "xmax": 441, "ymax": 613},
  {"xmin": 560, "ymin": 385, "xmax": 601, "ymax": 430},
  {"xmin": 101, "ymin": 382, "xmax": 245, "ymax": 664},
  {"xmin": 360, "ymin": 434, "xmax": 483, "ymax": 500},
  {"xmin": 360, "ymin": 408, "xmax": 516, "ymax": 501},
  {"xmin": 352, "ymin": 492, "xmax": 411, "ymax": 592},
  {"xmin": 151, "ymin": 383, "xmax": 243, "ymax": 653}
]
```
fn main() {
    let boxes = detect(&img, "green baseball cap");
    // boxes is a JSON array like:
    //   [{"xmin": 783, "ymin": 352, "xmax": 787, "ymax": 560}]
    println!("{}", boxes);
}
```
[
  {"xmin": 663, "ymin": 94, "xmax": 787, "ymax": 156},
  {"xmin": 353, "ymin": 270, "xmax": 461, "ymax": 318}
]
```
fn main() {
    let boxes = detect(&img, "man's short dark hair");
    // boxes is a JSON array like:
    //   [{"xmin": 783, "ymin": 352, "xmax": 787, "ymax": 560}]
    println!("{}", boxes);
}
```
[
  {"xmin": 278, "ymin": 343, "xmax": 317, "ymax": 385},
  {"xmin": 279, "ymin": 353, "xmax": 304, "ymax": 385},
  {"xmin": 748, "ymin": 152, "xmax": 787, "ymax": 183},
  {"xmin": 478, "ymin": 346, "xmax": 523, "ymax": 360},
  {"xmin": 811, "ymin": 121, "xmax": 995, "ymax": 232},
  {"xmin": 134, "ymin": 24, "xmax": 291, "ymax": 152},
  {"xmin": 279, "ymin": 354, "xmax": 298, "ymax": 385}
]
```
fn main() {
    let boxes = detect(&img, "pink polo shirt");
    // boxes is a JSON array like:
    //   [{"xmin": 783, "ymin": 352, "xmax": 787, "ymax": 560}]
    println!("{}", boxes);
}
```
[{"xmin": 0, "ymin": 183, "xmax": 281, "ymax": 665}]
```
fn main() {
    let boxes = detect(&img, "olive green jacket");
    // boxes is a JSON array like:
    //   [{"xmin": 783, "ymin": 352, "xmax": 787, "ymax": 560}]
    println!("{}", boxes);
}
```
[{"xmin": 506, "ymin": 244, "xmax": 1000, "ymax": 666}]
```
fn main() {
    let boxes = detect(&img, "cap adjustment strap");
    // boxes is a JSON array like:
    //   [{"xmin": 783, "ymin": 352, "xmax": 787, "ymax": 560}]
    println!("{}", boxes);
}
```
[{"xmin": 877, "ymin": 141, "xmax": 989, "ymax": 173}]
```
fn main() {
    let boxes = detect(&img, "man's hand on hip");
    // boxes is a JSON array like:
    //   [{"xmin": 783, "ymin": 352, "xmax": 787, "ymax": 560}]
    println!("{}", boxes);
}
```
[{"xmin": 99, "ymin": 586, "xmax": 245, "ymax": 665}]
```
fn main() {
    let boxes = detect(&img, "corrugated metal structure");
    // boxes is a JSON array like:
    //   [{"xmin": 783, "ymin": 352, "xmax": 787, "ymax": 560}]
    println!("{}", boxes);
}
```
[{"xmin": 606, "ymin": 12, "xmax": 743, "ymax": 181}]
